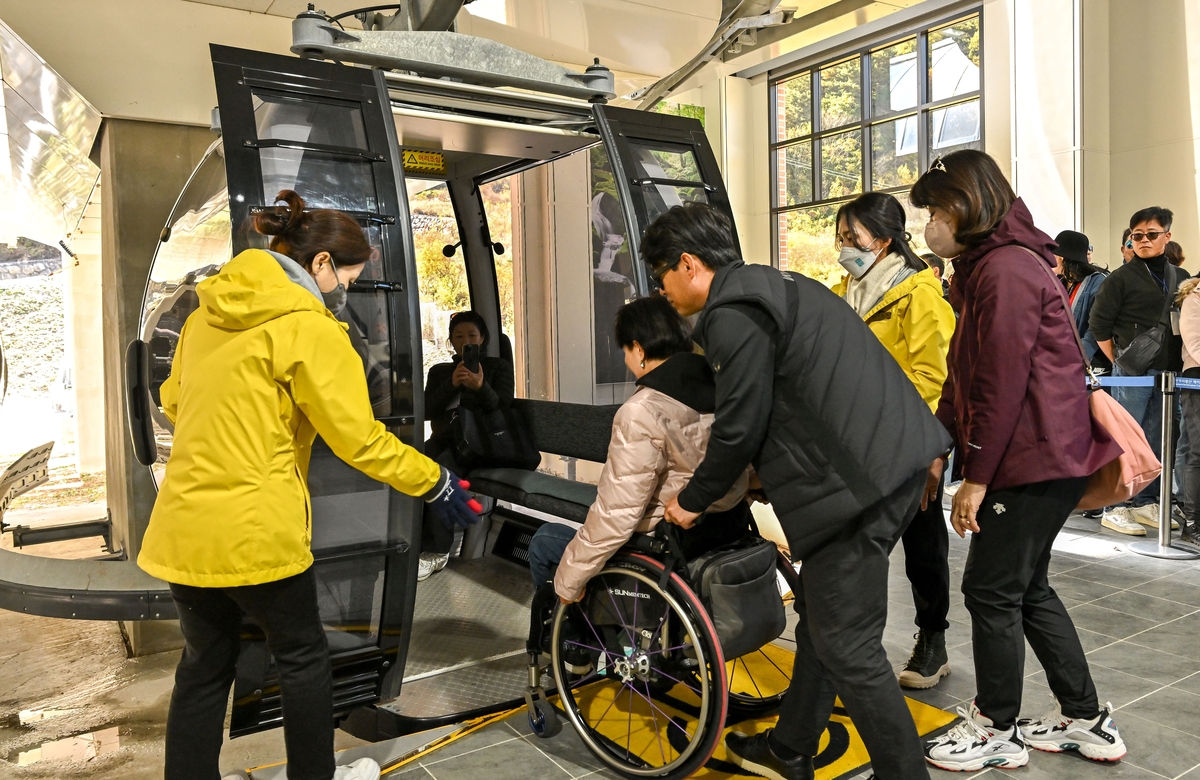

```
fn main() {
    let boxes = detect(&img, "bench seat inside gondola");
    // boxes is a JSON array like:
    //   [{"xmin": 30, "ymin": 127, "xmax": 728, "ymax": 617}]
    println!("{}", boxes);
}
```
[{"xmin": 465, "ymin": 399, "xmax": 619, "ymax": 523}]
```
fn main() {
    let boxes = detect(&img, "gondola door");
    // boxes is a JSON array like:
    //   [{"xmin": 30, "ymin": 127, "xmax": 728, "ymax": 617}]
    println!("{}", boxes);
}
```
[
  {"xmin": 592, "ymin": 104, "xmax": 738, "ymax": 293},
  {"xmin": 210, "ymin": 44, "xmax": 424, "ymax": 736}
]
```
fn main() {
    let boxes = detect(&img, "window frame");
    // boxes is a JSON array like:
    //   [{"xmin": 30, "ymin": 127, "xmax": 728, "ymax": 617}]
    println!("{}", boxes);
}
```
[{"xmin": 769, "ymin": 9, "xmax": 984, "ymax": 269}]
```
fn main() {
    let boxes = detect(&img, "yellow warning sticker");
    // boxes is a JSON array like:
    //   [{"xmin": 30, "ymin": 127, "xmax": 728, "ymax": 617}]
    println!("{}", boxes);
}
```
[{"xmin": 402, "ymin": 149, "xmax": 446, "ymax": 175}]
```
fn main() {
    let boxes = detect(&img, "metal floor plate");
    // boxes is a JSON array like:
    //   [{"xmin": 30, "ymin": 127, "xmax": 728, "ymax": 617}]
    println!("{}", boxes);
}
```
[{"xmin": 384, "ymin": 547, "xmax": 535, "ymax": 718}]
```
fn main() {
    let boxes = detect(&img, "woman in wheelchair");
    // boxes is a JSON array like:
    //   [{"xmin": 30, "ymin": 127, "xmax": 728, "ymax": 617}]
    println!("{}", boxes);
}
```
[{"xmin": 526, "ymin": 294, "xmax": 751, "ymax": 607}]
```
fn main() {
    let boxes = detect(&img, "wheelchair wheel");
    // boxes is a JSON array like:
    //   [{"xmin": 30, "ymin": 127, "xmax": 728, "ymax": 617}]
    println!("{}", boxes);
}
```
[
  {"xmin": 550, "ymin": 553, "xmax": 727, "ymax": 780},
  {"xmin": 724, "ymin": 552, "xmax": 799, "ymax": 716}
]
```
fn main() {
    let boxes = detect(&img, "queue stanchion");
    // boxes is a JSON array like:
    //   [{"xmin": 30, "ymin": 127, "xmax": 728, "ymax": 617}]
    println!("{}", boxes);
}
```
[{"xmin": 1128, "ymin": 371, "xmax": 1200, "ymax": 560}]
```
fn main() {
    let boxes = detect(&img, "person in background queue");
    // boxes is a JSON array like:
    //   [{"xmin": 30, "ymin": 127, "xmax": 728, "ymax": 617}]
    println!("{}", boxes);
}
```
[
  {"xmin": 922, "ymin": 252, "xmax": 951, "ymax": 298},
  {"xmin": 649, "ymin": 202, "xmax": 950, "ymax": 780},
  {"xmin": 1090, "ymin": 207, "xmax": 1186, "ymax": 535},
  {"xmin": 138, "ymin": 190, "xmax": 480, "ymax": 780},
  {"xmin": 830, "ymin": 193, "xmax": 957, "ymax": 691},
  {"xmin": 1053, "ymin": 230, "xmax": 1110, "ymax": 372},
  {"xmin": 912, "ymin": 151, "xmax": 1126, "ymax": 772}
]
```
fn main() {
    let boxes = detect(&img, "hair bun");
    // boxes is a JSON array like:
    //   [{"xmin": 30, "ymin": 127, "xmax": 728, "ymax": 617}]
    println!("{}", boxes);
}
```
[{"xmin": 253, "ymin": 189, "xmax": 308, "ymax": 237}]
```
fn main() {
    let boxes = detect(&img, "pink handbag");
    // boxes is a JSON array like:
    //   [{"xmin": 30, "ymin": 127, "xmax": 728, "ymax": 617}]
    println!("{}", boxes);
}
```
[{"xmin": 1026, "ymin": 248, "xmax": 1161, "ymax": 509}]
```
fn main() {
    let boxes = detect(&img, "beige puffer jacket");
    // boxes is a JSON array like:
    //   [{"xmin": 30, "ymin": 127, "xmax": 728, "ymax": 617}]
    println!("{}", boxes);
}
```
[{"xmin": 554, "ymin": 384, "xmax": 749, "ymax": 602}]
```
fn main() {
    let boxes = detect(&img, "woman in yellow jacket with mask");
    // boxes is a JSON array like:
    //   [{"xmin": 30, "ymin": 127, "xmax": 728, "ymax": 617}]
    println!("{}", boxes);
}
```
[
  {"xmin": 139, "ymin": 190, "xmax": 480, "ymax": 780},
  {"xmin": 830, "ymin": 192, "xmax": 957, "ymax": 693}
]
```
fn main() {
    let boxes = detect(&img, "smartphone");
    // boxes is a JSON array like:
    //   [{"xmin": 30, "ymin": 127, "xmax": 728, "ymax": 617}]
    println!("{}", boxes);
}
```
[{"xmin": 462, "ymin": 344, "xmax": 481, "ymax": 373}]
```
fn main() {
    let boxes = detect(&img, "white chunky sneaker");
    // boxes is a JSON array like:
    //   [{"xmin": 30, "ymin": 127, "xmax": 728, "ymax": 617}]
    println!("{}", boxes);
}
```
[
  {"xmin": 925, "ymin": 702, "xmax": 1029, "ymax": 772},
  {"xmin": 1101, "ymin": 507, "xmax": 1146, "ymax": 536},
  {"xmin": 417, "ymin": 552, "xmax": 449, "ymax": 582},
  {"xmin": 1018, "ymin": 701, "xmax": 1127, "ymax": 762},
  {"xmin": 334, "ymin": 758, "xmax": 382, "ymax": 780},
  {"xmin": 1133, "ymin": 502, "xmax": 1178, "ymax": 530}
]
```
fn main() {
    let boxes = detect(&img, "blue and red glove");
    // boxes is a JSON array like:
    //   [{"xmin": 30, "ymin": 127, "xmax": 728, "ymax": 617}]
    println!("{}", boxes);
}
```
[{"xmin": 423, "ymin": 467, "xmax": 483, "ymax": 530}]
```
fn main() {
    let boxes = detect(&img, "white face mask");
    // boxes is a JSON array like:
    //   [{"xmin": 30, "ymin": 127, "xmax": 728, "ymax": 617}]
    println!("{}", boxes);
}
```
[
  {"xmin": 925, "ymin": 215, "xmax": 962, "ymax": 259},
  {"xmin": 837, "ymin": 240, "xmax": 883, "ymax": 279}
]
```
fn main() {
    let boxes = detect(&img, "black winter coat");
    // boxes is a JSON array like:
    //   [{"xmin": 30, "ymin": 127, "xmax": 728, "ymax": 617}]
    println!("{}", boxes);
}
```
[
  {"xmin": 424, "ymin": 355, "xmax": 515, "ymax": 457},
  {"xmin": 676, "ymin": 262, "xmax": 951, "ymax": 559}
]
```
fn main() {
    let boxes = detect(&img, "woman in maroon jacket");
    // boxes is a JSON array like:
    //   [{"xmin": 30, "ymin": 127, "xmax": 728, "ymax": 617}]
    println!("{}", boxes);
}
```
[{"xmin": 912, "ymin": 151, "xmax": 1126, "ymax": 772}]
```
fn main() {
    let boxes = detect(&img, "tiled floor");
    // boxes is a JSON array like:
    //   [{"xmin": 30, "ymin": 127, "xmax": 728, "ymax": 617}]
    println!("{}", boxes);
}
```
[{"xmin": 389, "ymin": 512, "xmax": 1200, "ymax": 780}]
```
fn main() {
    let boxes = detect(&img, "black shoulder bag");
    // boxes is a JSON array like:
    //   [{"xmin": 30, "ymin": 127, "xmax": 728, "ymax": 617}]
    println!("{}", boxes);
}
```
[{"xmin": 451, "ymin": 404, "xmax": 541, "ymax": 471}]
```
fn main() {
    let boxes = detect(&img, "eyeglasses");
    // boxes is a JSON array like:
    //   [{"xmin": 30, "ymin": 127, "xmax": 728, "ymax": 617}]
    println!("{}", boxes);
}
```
[
  {"xmin": 649, "ymin": 259, "xmax": 681, "ymax": 290},
  {"xmin": 929, "ymin": 157, "xmax": 947, "ymax": 173},
  {"xmin": 1130, "ymin": 231, "xmax": 1167, "ymax": 242}
]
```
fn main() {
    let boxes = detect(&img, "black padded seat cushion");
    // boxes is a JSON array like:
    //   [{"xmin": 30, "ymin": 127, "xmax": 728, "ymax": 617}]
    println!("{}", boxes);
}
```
[{"xmin": 467, "ymin": 474, "xmax": 595, "ymax": 523}]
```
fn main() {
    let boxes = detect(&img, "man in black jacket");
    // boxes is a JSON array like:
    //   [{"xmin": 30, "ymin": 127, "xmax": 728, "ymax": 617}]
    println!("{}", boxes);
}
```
[
  {"xmin": 651, "ymin": 203, "xmax": 950, "ymax": 780},
  {"xmin": 1089, "ymin": 206, "xmax": 1185, "ymax": 534}
]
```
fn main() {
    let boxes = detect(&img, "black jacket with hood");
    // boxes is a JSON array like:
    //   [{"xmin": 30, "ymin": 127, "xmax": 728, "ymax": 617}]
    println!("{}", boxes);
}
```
[{"xmin": 676, "ymin": 261, "xmax": 952, "ymax": 559}]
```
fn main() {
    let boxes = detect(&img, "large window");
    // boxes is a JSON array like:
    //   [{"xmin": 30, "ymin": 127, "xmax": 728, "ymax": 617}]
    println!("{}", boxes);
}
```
[{"xmin": 771, "ymin": 13, "xmax": 981, "ymax": 283}]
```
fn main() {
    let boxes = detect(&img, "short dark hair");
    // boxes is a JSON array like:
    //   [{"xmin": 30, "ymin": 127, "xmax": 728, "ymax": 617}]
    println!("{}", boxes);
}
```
[
  {"xmin": 448, "ymin": 310, "xmax": 489, "ymax": 349},
  {"xmin": 921, "ymin": 253, "xmax": 944, "ymax": 273},
  {"xmin": 614, "ymin": 295, "xmax": 693, "ymax": 360},
  {"xmin": 640, "ymin": 202, "xmax": 741, "ymax": 279},
  {"xmin": 835, "ymin": 192, "xmax": 926, "ymax": 272},
  {"xmin": 1121, "ymin": 228, "xmax": 1133, "ymax": 245},
  {"xmin": 1130, "ymin": 206, "xmax": 1173, "ymax": 231},
  {"xmin": 1166, "ymin": 240, "xmax": 1185, "ymax": 267},
  {"xmin": 910, "ymin": 150, "xmax": 1017, "ymax": 248}
]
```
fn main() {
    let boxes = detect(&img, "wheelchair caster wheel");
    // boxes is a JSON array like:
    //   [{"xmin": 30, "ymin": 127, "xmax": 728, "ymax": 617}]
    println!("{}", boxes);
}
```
[{"xmin": 528, "ymin": 698, "xmax": 561, "ymax": 738}]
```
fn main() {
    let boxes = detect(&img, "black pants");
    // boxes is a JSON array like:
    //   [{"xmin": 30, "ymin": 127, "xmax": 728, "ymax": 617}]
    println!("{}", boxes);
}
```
[
  {"xmin": 902, "ymin": 479, "xmax": 950, "ymax": 631},
  {"xmin": 165, "ymin": 569, "xmax": 334, "ymax": 780},
  {"xmin": 963, "ymin": 476, "xmax": 1100, "ymax": 729},
  {"xmin": 773, "ymin": 470, "xmax": 929, "ymax": 780}
]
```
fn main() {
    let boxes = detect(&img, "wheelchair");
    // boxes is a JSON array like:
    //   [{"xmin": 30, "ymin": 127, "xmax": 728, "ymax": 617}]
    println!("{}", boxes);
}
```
[{"xmin": 523, "ymin": 522, "xmax": 800, "ymax": 780}]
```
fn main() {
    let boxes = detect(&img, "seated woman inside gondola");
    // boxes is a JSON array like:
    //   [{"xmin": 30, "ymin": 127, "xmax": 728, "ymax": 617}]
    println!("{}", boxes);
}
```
[{"xmin": 526, "ymin": 295, "xmax": 751, "ymax": 608}]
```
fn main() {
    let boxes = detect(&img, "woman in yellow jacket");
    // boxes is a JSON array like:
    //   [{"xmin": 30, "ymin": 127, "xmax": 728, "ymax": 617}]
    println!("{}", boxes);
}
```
[
  {"xmin": 138, "ymin": 191, "xmax": 480, "ymax": 780},
  {"xmin": 830, "ymin": 192, "xmax": 957, "ymax": 693}
]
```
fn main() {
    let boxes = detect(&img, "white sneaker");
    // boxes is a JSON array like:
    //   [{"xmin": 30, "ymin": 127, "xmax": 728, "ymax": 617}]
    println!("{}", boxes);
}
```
[
  {"xmin": 1018, "ymin": 701, "xmax": 1127, "ymax": 762},
  {"xmin": 925, "ymin": 701, "xmax": 1029, "ymax": 772},
  {"xmin": 417, "ymin": 552, "xmax": 449, "ymax": 582},
  {"xmin": 1133, "ymin": 502, "xmax": 1179, "ymax": 530},
  {"xmin": 334, "ymin": 758, "xmax": 382, "ymax": 780},
  {"xmin": 1101, "ymin": 507, "xmax": 1146, "ymax": 536}
]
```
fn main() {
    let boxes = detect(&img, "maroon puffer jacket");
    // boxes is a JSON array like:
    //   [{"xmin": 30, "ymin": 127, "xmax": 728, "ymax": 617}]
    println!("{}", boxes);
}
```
[{"xmin": 936, "ymin": 199, "xmax": 1120, "ymax": 489}]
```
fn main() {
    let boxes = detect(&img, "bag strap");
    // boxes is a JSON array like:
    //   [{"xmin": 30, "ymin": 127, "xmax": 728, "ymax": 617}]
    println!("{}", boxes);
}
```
[
  {"xmin": 1158, "ymin": 264, "xmax": 1177, "ymax": 328},
  {"xmin": 1020, "ymin": 247, "xmax": 1095, "ymax": 382}
]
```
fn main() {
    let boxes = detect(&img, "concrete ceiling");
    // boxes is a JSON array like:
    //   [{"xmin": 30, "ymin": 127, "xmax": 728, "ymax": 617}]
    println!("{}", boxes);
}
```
[{"xmin": 0, "ymin": 0, "xmax": 913, "ymax": 128}]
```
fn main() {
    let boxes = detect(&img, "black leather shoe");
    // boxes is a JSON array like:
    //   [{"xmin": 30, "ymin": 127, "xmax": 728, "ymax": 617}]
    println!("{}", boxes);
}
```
[{"xmin": 725, "ymin": 730, "xmax": 814, "ymax": 780}]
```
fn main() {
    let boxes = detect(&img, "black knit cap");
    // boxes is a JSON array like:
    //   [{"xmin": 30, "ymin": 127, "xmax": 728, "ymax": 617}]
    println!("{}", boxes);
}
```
[{"xmin": 1053, "ymin": 230, "xmax": 1090, "ymax": 265}]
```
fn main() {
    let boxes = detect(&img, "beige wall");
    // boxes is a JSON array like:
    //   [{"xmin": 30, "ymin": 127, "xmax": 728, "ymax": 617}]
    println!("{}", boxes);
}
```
[
  {"xmin": 0, "ymin": 0, "xmax": 294, "ymax": 126},
  {"xmin": 1107, "ymin": 0, "xmax": 1200, "ymax": 270}
]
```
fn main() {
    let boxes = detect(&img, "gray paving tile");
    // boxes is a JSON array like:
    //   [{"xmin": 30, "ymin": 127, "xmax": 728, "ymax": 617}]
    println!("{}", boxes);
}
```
[
  {"xmin": 521, "ymin": 725, "xmax": 607, "ymax": 778},
  {"xmin": 1013, "ymin": 753, "xmax": 1165, "ymax": 778},
  {"xmin": 1089, "ymin": 589, "xmax": 1200, "ymax": 623},
  {"xmin": 1026, "ymin": 662, "xmax": 1164, "ymax": 710},
  {"xmin": 1127, "ymin": 614, "xmax": 1200, "ymax": 661},
  {"xmin": 1167, "ymin": 672, "xmax": 1200, "ymax": 696},
  {"xmin": 420, "ymin": 722, "xmax": 522, "ymax": 764},
  {"xmin": 1105, "ymin": 711, "xmax": 1200, "ymax": 777},
  {"xmin": 1131, "ymin": 577, "xmax": 1200, "ymax": 607},
  {"xmin": 1088, "ymin": 640, "xmax": 1200, "ymax": 685},
  {"xmin": 390, "ymin": 765, "xmax": 435, "ymax": 780},
  {"xmin": 1097, "ymin": 552, "xmax": 1197, "ymax": 576},
  {"xmin": 1048, "ymin": 573, "xmax": 1124, "ymax": 604},
  {"xmin": 1066, "ymin": 603, "xmax": 1163, "ymax": 641},
  {"xmin": 1066, "ymin": 563, "xmax": 1165, "ymax": 590},
  {"xmin": 421, "ymin": 735, "xmax": 571, "ymax": 780},
  {"xmin": 1120, "ymin": 685, "xmax": 1200, "ymax": 738}
]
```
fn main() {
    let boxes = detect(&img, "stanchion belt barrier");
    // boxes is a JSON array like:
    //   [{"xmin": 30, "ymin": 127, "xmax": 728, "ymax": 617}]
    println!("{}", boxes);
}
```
[{"xmin": 1093, "ymin": 372, "xmax": 1200, "ymax": 559}]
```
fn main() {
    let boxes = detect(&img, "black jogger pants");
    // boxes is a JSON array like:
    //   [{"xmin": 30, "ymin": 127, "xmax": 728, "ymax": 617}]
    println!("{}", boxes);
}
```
[
  {"xmin": 772, "ymin": 470, "xmax": 930, "ymax": 780},
  {"xmin": 165, "ymin": 569, "xmax": 334, "ymax": 780}
]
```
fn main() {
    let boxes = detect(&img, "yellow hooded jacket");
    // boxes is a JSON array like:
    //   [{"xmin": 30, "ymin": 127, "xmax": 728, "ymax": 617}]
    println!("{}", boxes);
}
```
[
  {"xmin": 138, "ymin": 249, "xmax": 441, "ymax": 588},
  {"xmin": 832, "ymin": 267, "xmax": 956, "ymax": 411}
]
